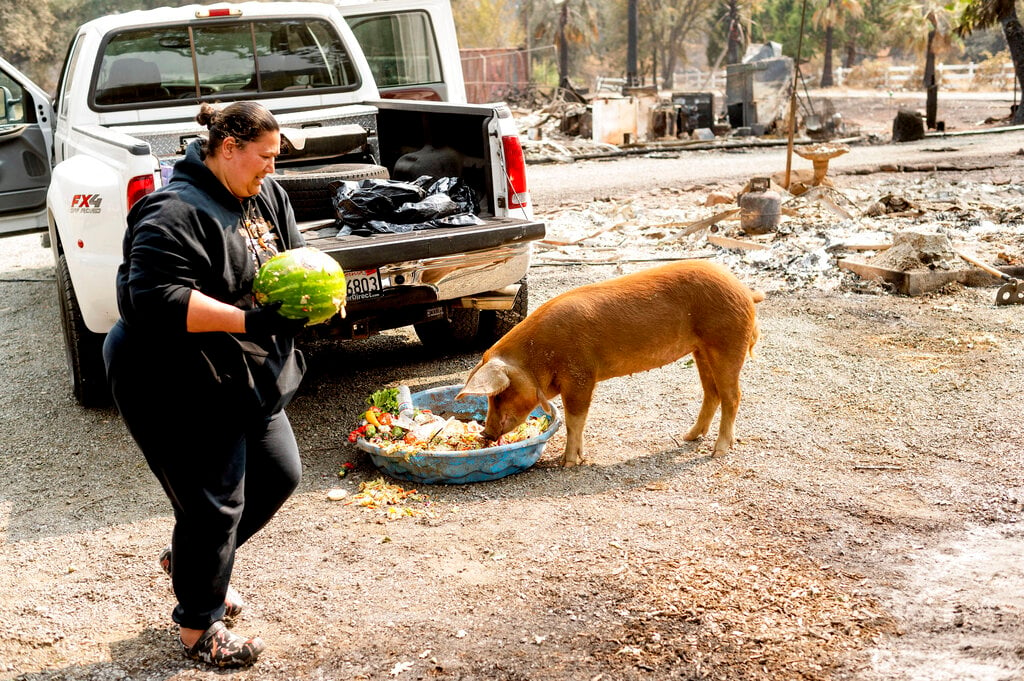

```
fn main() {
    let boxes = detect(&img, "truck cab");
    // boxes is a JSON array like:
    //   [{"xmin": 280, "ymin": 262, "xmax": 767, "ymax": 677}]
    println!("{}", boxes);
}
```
[{"xmin": 337, "ymin": 0, "xmax": 467, "ymax": 103}]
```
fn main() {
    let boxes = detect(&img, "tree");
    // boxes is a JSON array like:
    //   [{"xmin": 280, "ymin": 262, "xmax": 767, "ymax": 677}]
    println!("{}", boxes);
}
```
[
  {"xmin": 956, "ymin": 0, "xmax": 1024, "ymax": 123},
  {"xmin": 887, "ymin": 0, "xmax": 960, "ymax": 128},
  {"xmin": 812, "ymin": 0, "xmax": 863, "ymax": 86},
  {"xmin": 751, "ymin": 0, "xmax": 824, "ymax": 62},
  {"xmin": 0, "ymin": 1, "xmax": 61, "ymax": 87},
  {"xmin": 705, "ymin": 0, "xmax": 759, "ymax": 72},
  {"xmin": 1, "ymin": 0, "xmax": 182, "ymax": 90},
  {"xmin": 452, "ymin": 0, "xmax": 524, "ymax": 48},
  {"xmin": 645, "ymin": 0, "xmax": 717, "ymax": 88},
  {"xmin": 837, "ymin": 0, "xmax": 885, "ymax": 68},
  {"xmin": 528, "ymin": 0, "xmax": 600, "ymax": 88}
]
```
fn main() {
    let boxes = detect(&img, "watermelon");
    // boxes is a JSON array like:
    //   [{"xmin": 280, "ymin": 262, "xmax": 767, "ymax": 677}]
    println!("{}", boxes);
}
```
[{"xmin": 253, "ymin": 247, "xmax": 347, "ymax": 325}]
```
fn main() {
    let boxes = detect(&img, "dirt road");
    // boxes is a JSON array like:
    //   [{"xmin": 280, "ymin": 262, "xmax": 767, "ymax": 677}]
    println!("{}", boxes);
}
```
[{"xmin": 2, "ymin": 122, "xmax": 1024, "ymax": 680}]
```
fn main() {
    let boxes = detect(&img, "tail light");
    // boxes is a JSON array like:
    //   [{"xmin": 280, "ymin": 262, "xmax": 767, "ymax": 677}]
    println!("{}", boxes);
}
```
[
  {"xmin": 501, "ymin": 134, "xmax": 529, "ymax": 210},
  {"xmin": 127, "ymin": 174, "xmax": 155, "ymax": 211}
]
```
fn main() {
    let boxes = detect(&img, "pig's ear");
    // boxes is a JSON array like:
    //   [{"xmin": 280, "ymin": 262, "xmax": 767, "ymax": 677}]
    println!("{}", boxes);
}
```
[
  {"xmin": 536, "ymin": 389, "xmax": 554, "ymax": 416},
  {"xmin": 456, "ymin": 359, "xmax": 510, "ymax": 398},
  {"xmin": 456, "ymin": 360, "xmax": 484, "ymax": 400}
]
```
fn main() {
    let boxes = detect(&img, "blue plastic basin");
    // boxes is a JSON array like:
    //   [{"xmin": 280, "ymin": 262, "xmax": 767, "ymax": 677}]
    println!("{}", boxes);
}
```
[{"xmin": 355, "ymin": 384, "xmax": 561, "ymax": 485}]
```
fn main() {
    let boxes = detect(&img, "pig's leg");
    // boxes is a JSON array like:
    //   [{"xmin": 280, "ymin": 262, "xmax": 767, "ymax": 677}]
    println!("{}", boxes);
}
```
[
  {"xmin": 712, "ymin": 380, "xmax": 741, "ymax": 455},
  {"xmin": 708, "ymin": 346, "xmax": 748, "ymax": 456},
  {"xmin": 560, "ymin": 384, "xmax": 595, "ymax": 466},
  {"xmin": 683, "ymin": 349, "xmax": 721, "ymax": 443}
]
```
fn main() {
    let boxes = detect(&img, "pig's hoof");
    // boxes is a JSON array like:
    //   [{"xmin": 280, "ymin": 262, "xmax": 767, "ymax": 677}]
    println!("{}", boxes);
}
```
[
  {"xmin": 560, "ymin": 453, "xmax": 583, "ymax": 467},
  {"xmin": 682, "ymin": 428, "xmax": 704, "ymax": 442}
]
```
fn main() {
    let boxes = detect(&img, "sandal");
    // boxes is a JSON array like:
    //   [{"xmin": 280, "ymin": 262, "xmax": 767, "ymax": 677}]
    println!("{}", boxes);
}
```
[
  {"xmin": 180, "ymin": 620, "xmax": 264, "ymax": 667},
  {"xmin": 159, "ymin": 546, "xmax": 245, "ymax": 619}
]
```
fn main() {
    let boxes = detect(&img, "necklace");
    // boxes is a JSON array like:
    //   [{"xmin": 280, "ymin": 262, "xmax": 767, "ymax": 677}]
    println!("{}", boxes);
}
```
[{"xmin": 241, "ymin": 199, "xmax": 276, "ymax": 268}]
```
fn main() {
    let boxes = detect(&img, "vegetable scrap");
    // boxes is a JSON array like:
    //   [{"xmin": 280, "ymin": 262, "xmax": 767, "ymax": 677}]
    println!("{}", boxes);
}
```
[
  {"xmin": 364, "ymin": 386, "xmax": 400, "ymax": 415},
  {"xmin": 348, "ymin": 387, "xmax": 552, "ymax": 457},
  {"xmin": 344, "ymin": 477, "xmax": 435, "ymax": 520}
]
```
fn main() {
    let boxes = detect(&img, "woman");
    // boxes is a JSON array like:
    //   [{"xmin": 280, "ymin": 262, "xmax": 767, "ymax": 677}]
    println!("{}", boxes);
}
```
[{"xmin": 104, "ymin": 101, "xmax": 308, "ymax": 667}]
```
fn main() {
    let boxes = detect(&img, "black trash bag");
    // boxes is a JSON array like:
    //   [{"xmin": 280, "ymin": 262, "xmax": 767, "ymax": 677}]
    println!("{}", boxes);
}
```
[
  {"xmin": 392, "ymin": 193, "xmax": 462, "ymax": 223},
  {"xmin": 331, "ymin": 179, "xmax": 426, "ymax": 226},
  {"xmin": 424, "ymin": 176, "xmax": 477, "ymax": 214},
  {"xmin": 331, "ymin": 175, "xmax": 480, "ymax": 233}
]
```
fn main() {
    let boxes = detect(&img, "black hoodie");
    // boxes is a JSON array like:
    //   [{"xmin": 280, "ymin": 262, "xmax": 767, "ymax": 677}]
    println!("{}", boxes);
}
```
[{"xmin": 108, "ymin": 140, "xmax": 306, "ymax": 415}]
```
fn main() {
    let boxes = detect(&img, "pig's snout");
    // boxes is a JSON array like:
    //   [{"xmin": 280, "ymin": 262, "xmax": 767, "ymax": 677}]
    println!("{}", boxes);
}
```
[
  {"xmin": 482, "ymin": 410, "xmax": 523, "ymax": 442},
  {"xmin": 482, "ymin": 415, "xmax": 508, "ymax": 441}
]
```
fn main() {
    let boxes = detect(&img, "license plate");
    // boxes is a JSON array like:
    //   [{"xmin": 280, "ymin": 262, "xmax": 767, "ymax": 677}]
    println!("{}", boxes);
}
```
[{"xmin": 345, "ymin": 268, "xmax": 383, "ymax": 301}]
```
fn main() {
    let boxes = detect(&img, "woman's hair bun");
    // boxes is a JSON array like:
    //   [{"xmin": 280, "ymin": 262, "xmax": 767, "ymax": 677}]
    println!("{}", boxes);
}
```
[{"xmin": 195, "ymin": 102, "xmax": 219, "ymax": 129}]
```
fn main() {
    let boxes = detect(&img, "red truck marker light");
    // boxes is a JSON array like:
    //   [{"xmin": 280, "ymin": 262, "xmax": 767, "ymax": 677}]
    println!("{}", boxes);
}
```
[
  {"xmin": 501, "ymin": 135, "xmax": 529, "ymax": 210},
  {"xmin": 127, "ymin": 175, "xmax": 155, "ymax": 211},
  {"xmin": 196, "ymin": 7, "xmax": 242, "ymax": 17}
]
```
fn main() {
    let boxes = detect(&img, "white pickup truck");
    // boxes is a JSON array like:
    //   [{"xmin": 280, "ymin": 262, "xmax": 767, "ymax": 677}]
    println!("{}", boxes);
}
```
[{"xmin": 0, "ymin": 0, "xmax": 543, "ymax": 407}]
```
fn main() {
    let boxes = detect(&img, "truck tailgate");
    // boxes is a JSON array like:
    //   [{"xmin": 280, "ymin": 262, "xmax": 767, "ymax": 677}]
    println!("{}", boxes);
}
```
[{"xmin": 302, "ymin": 217, "xmax": 545, "ymax": 270}]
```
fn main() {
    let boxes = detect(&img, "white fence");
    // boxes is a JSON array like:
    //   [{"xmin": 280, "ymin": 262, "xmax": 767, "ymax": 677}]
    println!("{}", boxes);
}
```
[
  {"xmin": 835, "ymin": 62, "xmax": 1016, "ymax": 90},
  {"xmin": 596, "ymin": 62, "xmax": 1017, "ymax": 95}
]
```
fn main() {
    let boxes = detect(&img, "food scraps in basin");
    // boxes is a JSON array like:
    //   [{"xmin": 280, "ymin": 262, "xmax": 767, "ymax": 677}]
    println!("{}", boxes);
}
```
[{"xmin": 348, "ymin": 387, "xmax": 551, "ymax": 456}]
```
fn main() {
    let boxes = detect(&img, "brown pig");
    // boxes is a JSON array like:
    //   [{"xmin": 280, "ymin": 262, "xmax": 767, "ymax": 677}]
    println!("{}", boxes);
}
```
[{"xmin": 456, "ymin": 260, "xmax": 765, "ymax": 465}]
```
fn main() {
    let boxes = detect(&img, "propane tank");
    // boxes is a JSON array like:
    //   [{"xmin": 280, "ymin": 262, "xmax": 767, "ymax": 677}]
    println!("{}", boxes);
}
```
[{"xmin": 738, "ymin": 177, "xmax": 781, "ymax": 235}]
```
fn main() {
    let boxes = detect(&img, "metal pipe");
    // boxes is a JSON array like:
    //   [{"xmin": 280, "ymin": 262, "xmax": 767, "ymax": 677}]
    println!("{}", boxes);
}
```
[{"xmin": 784, "ymin": 0, "xmax": 809, "ymax": 188}]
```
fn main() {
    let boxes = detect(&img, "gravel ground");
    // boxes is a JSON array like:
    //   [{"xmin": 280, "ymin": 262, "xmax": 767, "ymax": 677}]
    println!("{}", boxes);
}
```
[{"xmin": 2, "ymin": 99, "xmax": 1024, "ymax": 681}]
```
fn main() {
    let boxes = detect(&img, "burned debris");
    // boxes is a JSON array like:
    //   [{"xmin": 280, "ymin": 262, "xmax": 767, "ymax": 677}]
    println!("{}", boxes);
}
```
[{"xmin": 532, "ymin": 173, "xmax": 1024, "ymax": 302}]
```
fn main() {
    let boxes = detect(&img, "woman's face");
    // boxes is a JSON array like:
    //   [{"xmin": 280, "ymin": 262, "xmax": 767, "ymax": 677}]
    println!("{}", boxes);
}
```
[{"xmin": 220, "ymin": 130, "xmax": 281, "ymax": 198}]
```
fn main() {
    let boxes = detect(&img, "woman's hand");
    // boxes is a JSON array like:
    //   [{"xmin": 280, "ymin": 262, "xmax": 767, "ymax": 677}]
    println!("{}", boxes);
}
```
[{"xmin": 243, "ymin": 302, "xmax": 308, "ymax": 337}]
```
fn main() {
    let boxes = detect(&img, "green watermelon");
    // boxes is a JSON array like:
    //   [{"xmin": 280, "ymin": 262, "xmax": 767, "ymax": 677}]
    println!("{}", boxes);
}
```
[{"xmin": 253, "ymin": 247, "xmax": 347, "ymax": 325}]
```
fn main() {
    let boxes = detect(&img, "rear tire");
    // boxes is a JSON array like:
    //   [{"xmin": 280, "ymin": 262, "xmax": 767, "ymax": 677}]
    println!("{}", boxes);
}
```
[
  {"xmin": 56, "ymin": 253, "xmax": 110, "ymax": 407},
  {"xmin": 275, "ymin": 163, "xmax": 389, "ymax": 221},
  {"xmin": 414, "ymin": 277, "xmax": 528, "ymax": 352},
  {"xmin": 414, "ymin": 307, "xmax": 481, "ymax": 351}
]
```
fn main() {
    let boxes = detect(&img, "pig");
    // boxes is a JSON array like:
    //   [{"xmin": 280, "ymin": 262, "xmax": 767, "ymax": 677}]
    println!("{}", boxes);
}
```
[{"xmin": 456, "ymin": 260, "xmax": 765, "ymax": 465}]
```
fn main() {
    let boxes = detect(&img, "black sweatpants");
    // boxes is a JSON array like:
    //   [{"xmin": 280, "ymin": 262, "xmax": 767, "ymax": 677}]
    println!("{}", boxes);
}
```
[{"xmin": 104, "ymin": 323, "xmax": 302, "ymax": 630}]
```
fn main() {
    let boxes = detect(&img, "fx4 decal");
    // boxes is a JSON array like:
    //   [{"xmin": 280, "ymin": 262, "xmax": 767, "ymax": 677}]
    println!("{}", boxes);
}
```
[{"xmin": 70, "ymin": 194, "xmax": 103, "ymax": 214}]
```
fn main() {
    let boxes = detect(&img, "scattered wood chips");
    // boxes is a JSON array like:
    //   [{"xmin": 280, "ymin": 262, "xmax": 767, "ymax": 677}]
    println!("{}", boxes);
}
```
[{"xmin": 591, "ymin": 538, "xmax": 896, "ymax": 679}]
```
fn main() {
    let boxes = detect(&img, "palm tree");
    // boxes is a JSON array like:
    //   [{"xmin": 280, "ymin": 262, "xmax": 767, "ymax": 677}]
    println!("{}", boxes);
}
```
[
  {"xmin": 812, "ymin": 0, "xmax": 863, "ymax": 86},
  {"xmin": 703, "ymin": 0, "xmax": 756, "ymax": 87},
  {"xmin": 530, "ymin": 0, "xmax": 599, "ymax": 89},
  {"xmin": 886, "ymin": 0, "xmax": 958, "ymax": 128},
  {"xmin": 956, "ymin": 0, "xmax": 1024, "ymax": 123}
]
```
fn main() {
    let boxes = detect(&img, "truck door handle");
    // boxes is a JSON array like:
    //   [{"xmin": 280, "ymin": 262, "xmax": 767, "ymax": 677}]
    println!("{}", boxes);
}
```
[{"xmin": 0, "ymin": 124, "xmax": 29, "ymax": 140}]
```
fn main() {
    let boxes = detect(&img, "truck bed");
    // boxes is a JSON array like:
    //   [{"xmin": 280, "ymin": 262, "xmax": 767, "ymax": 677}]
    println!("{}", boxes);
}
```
[{"xmin": 302, "ymin": 216, "xmax": 545, "ymax": 270}]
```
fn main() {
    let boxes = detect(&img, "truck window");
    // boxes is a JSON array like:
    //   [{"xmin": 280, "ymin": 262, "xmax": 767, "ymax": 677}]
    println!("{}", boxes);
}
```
[
  {"xmin": 347, "ymin": 11, "xmax": 442, "ymax": 88},
  {"xmin": 59, "ymin": 37, "xmax": 85, "ymax": 119},
  {"xmin": 93, "ymin": 18, "xmax": 360, "ymax": 108}
]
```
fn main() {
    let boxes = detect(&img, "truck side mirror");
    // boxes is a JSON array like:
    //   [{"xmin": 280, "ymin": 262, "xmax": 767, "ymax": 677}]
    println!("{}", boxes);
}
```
[{"xmin": 0, "ymin": 86, "xmax": 11, "ymax": 123}]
